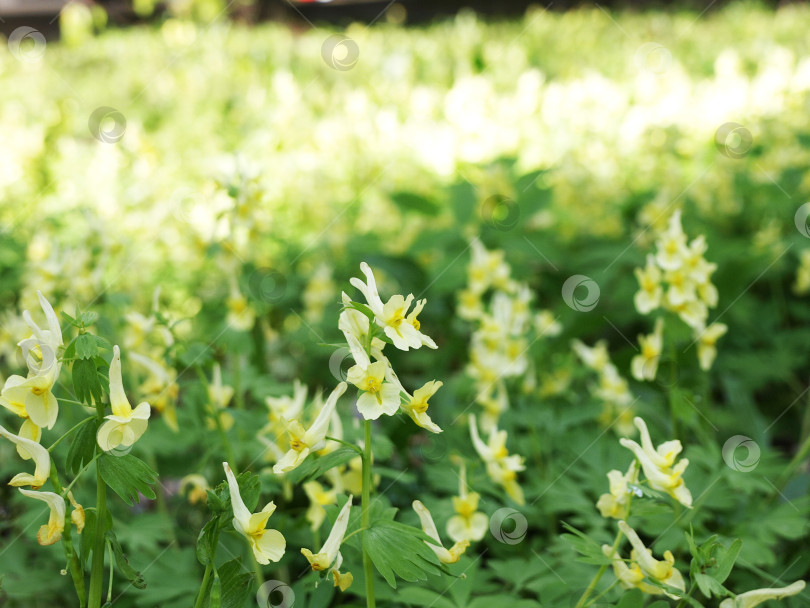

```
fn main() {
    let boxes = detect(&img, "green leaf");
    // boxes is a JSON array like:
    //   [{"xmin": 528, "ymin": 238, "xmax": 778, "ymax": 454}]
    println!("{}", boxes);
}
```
[
  {"xmin": 216, "ymin": 558, "xmax": 254, "ymax": 608},
  {"xmin": 396, "ymin": 587, "xmax": 455, "ymax": 608},
  {"xmin": 81, "ymin": 507, "xmax": 112, "ymax": 566},
  {"xmin": 713, "ymin": 538, "xmax": 742, "ymax": 584},
  {"xmin": 560, "ymin": 522, "xmax": 612, "ymax": 566},
  {"xmin": 361, "ymin": 519, "xmax": 442, "ymax": 588},
  {"xmin": 98, "ymin": 453, "xmax": 158, "ymax": 505},
  {"xmin": 196, "ymin": 516, "xmax": 220, "ymax": 567},
  {"xmin": 390, "ymin": 191, "xmax": 440, "ymax": 216},
  {"xmin": 72, "ymin": 358, "xmax": 104, "ymax": 405},
  {"xmin": 74, "ymin": 333, "xmax": 99, "ymax": 359},
  {"xmin": 106, "ymin": 530, "xmax": 146, "ymax": 589},
  {"xmin": 66, "ymin": 417, "xmax": 99, "ymax": 475},
  {"xmin": 285, "ymin": 447, "xmax": 357, "ymax": 485}
]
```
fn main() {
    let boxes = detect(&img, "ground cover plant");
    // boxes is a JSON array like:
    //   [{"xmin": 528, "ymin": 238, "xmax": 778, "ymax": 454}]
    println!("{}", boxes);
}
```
[{"xmin": 1, "ymin": 2, "xmax": 810, "ymax": 607}]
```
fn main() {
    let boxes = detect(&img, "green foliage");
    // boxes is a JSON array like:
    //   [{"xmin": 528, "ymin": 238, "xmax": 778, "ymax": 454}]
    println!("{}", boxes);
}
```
[
  {"xmin": 362, "ymin": 519, "xmax": 443, "ymax": 588},
  {"xmin": 98, "ymin": 453, "xmax": 158, "ymax": 505}
]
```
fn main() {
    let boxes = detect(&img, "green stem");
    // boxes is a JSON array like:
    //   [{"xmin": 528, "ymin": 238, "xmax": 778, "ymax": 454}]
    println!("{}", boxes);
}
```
[
  {"xmin": 193, "ymin": 522, "xmax": 221, "ymax": 608},
  {"xmin": 87, "ymin": 403, "xmax": 108, "ymax": 608},
  {"xmin": 361, "ymin": 420, "xmax": 376, "ymax": 608},
  {"xmin": 776, "ymin": 432, "xmax": 810, "ymax": 491},
  {"xmin": 325, "ymin": 435, "xmax": 363, "ymax": 454},
  {"xmin": 574, "ymin": 529, "xmax": 624, "ymax": 608},
  {"xmin": 48, "ymin": 416, "xmax": 94, "ymax": 452},
  {"xmin": 49, "ymin": 465, "xmax": 86, "ymax": 607}
]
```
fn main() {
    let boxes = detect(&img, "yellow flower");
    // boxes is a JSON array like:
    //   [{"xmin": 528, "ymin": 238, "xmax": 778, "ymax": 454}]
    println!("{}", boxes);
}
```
[
  {"xmin": 350, "ymin": 262, "xmax": 436, "ymax": 351},
  {"xmin": 67, "ymin": 491, "xmax": 85, "ymax": 532},
  {"xmin": 602, "ymin": 543, "xmax": 662, "ymax": 595},
  {"xmin": 303, "ymin": 481, "xmax": 337, "ymax": 531},
  {"xmin": 398, "ymin": 379, "xmax": 443, "ymax": 434},
  {"xmin": 226, "ymin": 282, "xmax": 255, "ymax": 332},
  {"xmin": 596, "ymin": 460, "xmax": 638, "ymax": 520},
  {"xmin": 469, "ymin": 414, "xmax": 525, "ymax": 505},
  {"xmin": 0, "ymin": 423, "xmax": 51, "ymax": 488},
  {"xmin": 18, "ymin": 489, "xmax": 66, "ymax": 545},
  {"xmin": 96, "ymin": 346, "xmax": 151, "ymax": 453},
  {"xmin": 618, "ymin": 521, "xmax": 686, "ymax": 598},
  {"xmin": 180, "ymin": 474, "xmax": 210, "ymax": 504},
  {"xmin": 223, "ymin": 462, "xmax": 285, "ymax": 564},
  {"xmin": 719, "ymin": 580, "xmax": 806, "ymax": 608},
  {"xmin": 413, "ymin": 500, "xmax": 469, "ymax": 564},
  {"xmin": 695, "ymin": 322, "xmax": 727, "ymax": 371},
  {"xmin": 634, "ymin": 255, "xmax": 663, "ymax": 314},
  {"xmin": 446, "ymin": 461, "xmax": 488, "ymax": 543},
  {"xmin": 301, "ymin": 495, "xmax": 352, "ymax": 571},
  {"xmin": 619, "ymin": 417, "xmax": 692, "ymax": 508},
  {"xmin": 206, "ymin": 363, "xmax": 234, "ymax": 431},
  {"xmin": 345, "ymin": 336, "xmax": 400, "ymax": 421},
  {"xmin": 273, "ymin": 382, "xmax": 347, "ymax": 474},
  {"xmin": 631, "ymin": 318, "xmax": 664, "ymax": 381},
  {"xmin": 655, "ymin": 210, "xmax": 688, "ymax": 271},
  {"xmin": 265, "ymin": 378, "xmax": 307, "ymax": 427},
  {"xmin": 572, "ymin": 340, "xmax": 611, "ymax": 373}
]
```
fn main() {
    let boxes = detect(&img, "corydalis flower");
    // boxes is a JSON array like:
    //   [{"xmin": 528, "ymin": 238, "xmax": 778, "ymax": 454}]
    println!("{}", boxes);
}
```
[
  {"xmin": 350, "ymin": 262, "xmax": 436, "ymax": 351},
  {"xmin": 273, "ymin": 382, "xmax": 347, "ymax": 474},
  {"xmin": 97, "ymin": 346, "xmax": 151, "ymax": 453},
  {"xmin": 0, "ymin": 292, "xmax": 63, "ymax": 430},
  {"xmin": 619, "ymin": 417, "xmax": 692, "ymax": 508},
  {"xmin": 618, "ymin": 521, "xmax": 685, "ymax": 598},
  {"xmin": 301, "ymin": 496, "xmax": 354, "ymax": 591},
  {"xmin": 469, "ymin": 414, "xmax": 525, "ymax": 505},
  {"xmin": 223, "ymin": 462, "xmax": 285, "ymax": 564},
  {"xmin": 596, "ymin": 460, "xmax": 639, "ymax": 520},
  {"xmin": 446, "ymin": 461, "xmax": 487, "ymax": 543},
  {"xmin": 344, "ymin": 335, "xmax": 399, "ymax": 421},
  {"xmin": 631, "ymin": 318, "xmax": 664, "ymax": 382},
  {"xmin": 413, "ymin": 500, "xmax": 469, "ymax": 564},
  {"xmin": 0, "ymin": 424, "xmax": 51, "ymax": 488},
  {"xmin": 719, "ymin": 581, "xmax": 806, "ymax": 608}
]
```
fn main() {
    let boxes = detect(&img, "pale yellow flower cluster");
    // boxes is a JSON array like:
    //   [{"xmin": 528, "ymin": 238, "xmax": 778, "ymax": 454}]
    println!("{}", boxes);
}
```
[
  {"xmin": 634, "ymin": 211, "xmax": 726, "ymax": 372},
  {"xmin": 469, "ymin": 414, "xmax": 525, "ymax": 505},
  {"xmin": 572, "ymin": 340, "xmax": 635, "ymax": 436},
  {"xmin": 459, "ymin": 238, "xmax": 560, "ymax": 430}
]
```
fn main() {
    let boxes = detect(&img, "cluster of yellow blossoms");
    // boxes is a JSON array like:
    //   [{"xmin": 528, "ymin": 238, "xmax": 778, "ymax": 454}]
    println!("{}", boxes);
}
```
[
  {"xmin": 0, "ymin": 293, "xmax": 153, "ymax": 547},
  {"xmin": 572, "ymin": 340, "xmax": 636, "ymax": 436},
  {"xmin": 633, "ymin": 211, "xmax": 727, "ymax": 374},
  {"xmin": 595, "ymin": 416, "xmax": 806, "ymax": 605},
  {"xmin": 459, "ymin": 238, "xmax": 561, "ymax": 431}
]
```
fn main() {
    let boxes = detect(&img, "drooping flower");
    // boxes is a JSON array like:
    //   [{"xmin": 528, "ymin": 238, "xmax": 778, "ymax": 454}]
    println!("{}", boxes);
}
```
[
  {"xmin": 223, "ymin": 462, "xmax": 285, "ymax": 564},
  {"xmin": 413, "ymin": 500, "xmax": 469, "ymax": 564},
  {"xmin": 273, "ymin": 382, "xmax": 347, "ymax": 474},
  {"xmin": 96, "ymin": 346, "xmax": 151, "ymax": 453},
  {"xmin": 618, "ymin": 521, "xmax": 686, "ymax": 598},
  {"xmin": 206, "ymin": 362, "xmax": 235, "ymax": 431},
  {"xmin": 619, "ymin": 417, "xmax": 692, "ymax": 508},
  {"xmin": 18, "ymin": 489, "xmax": 66, "ymax": 545},
  {"xmin": 718, "ymin": 580, "xmax": 806, "ymax": 608},
  {"xmin": 0, "ymin": 424, "xmax": 51, "ymax": 488},
  {"xmin": 301, "ymin": 495, "xmax": 353, "ymax": 591},
  {"xmin": 634, "ymin": 255, "xmax": 663, "ymax": 314},
  {"xmin": 303, "ymin": 481, "xmax": 337, "ymax": 531}
]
